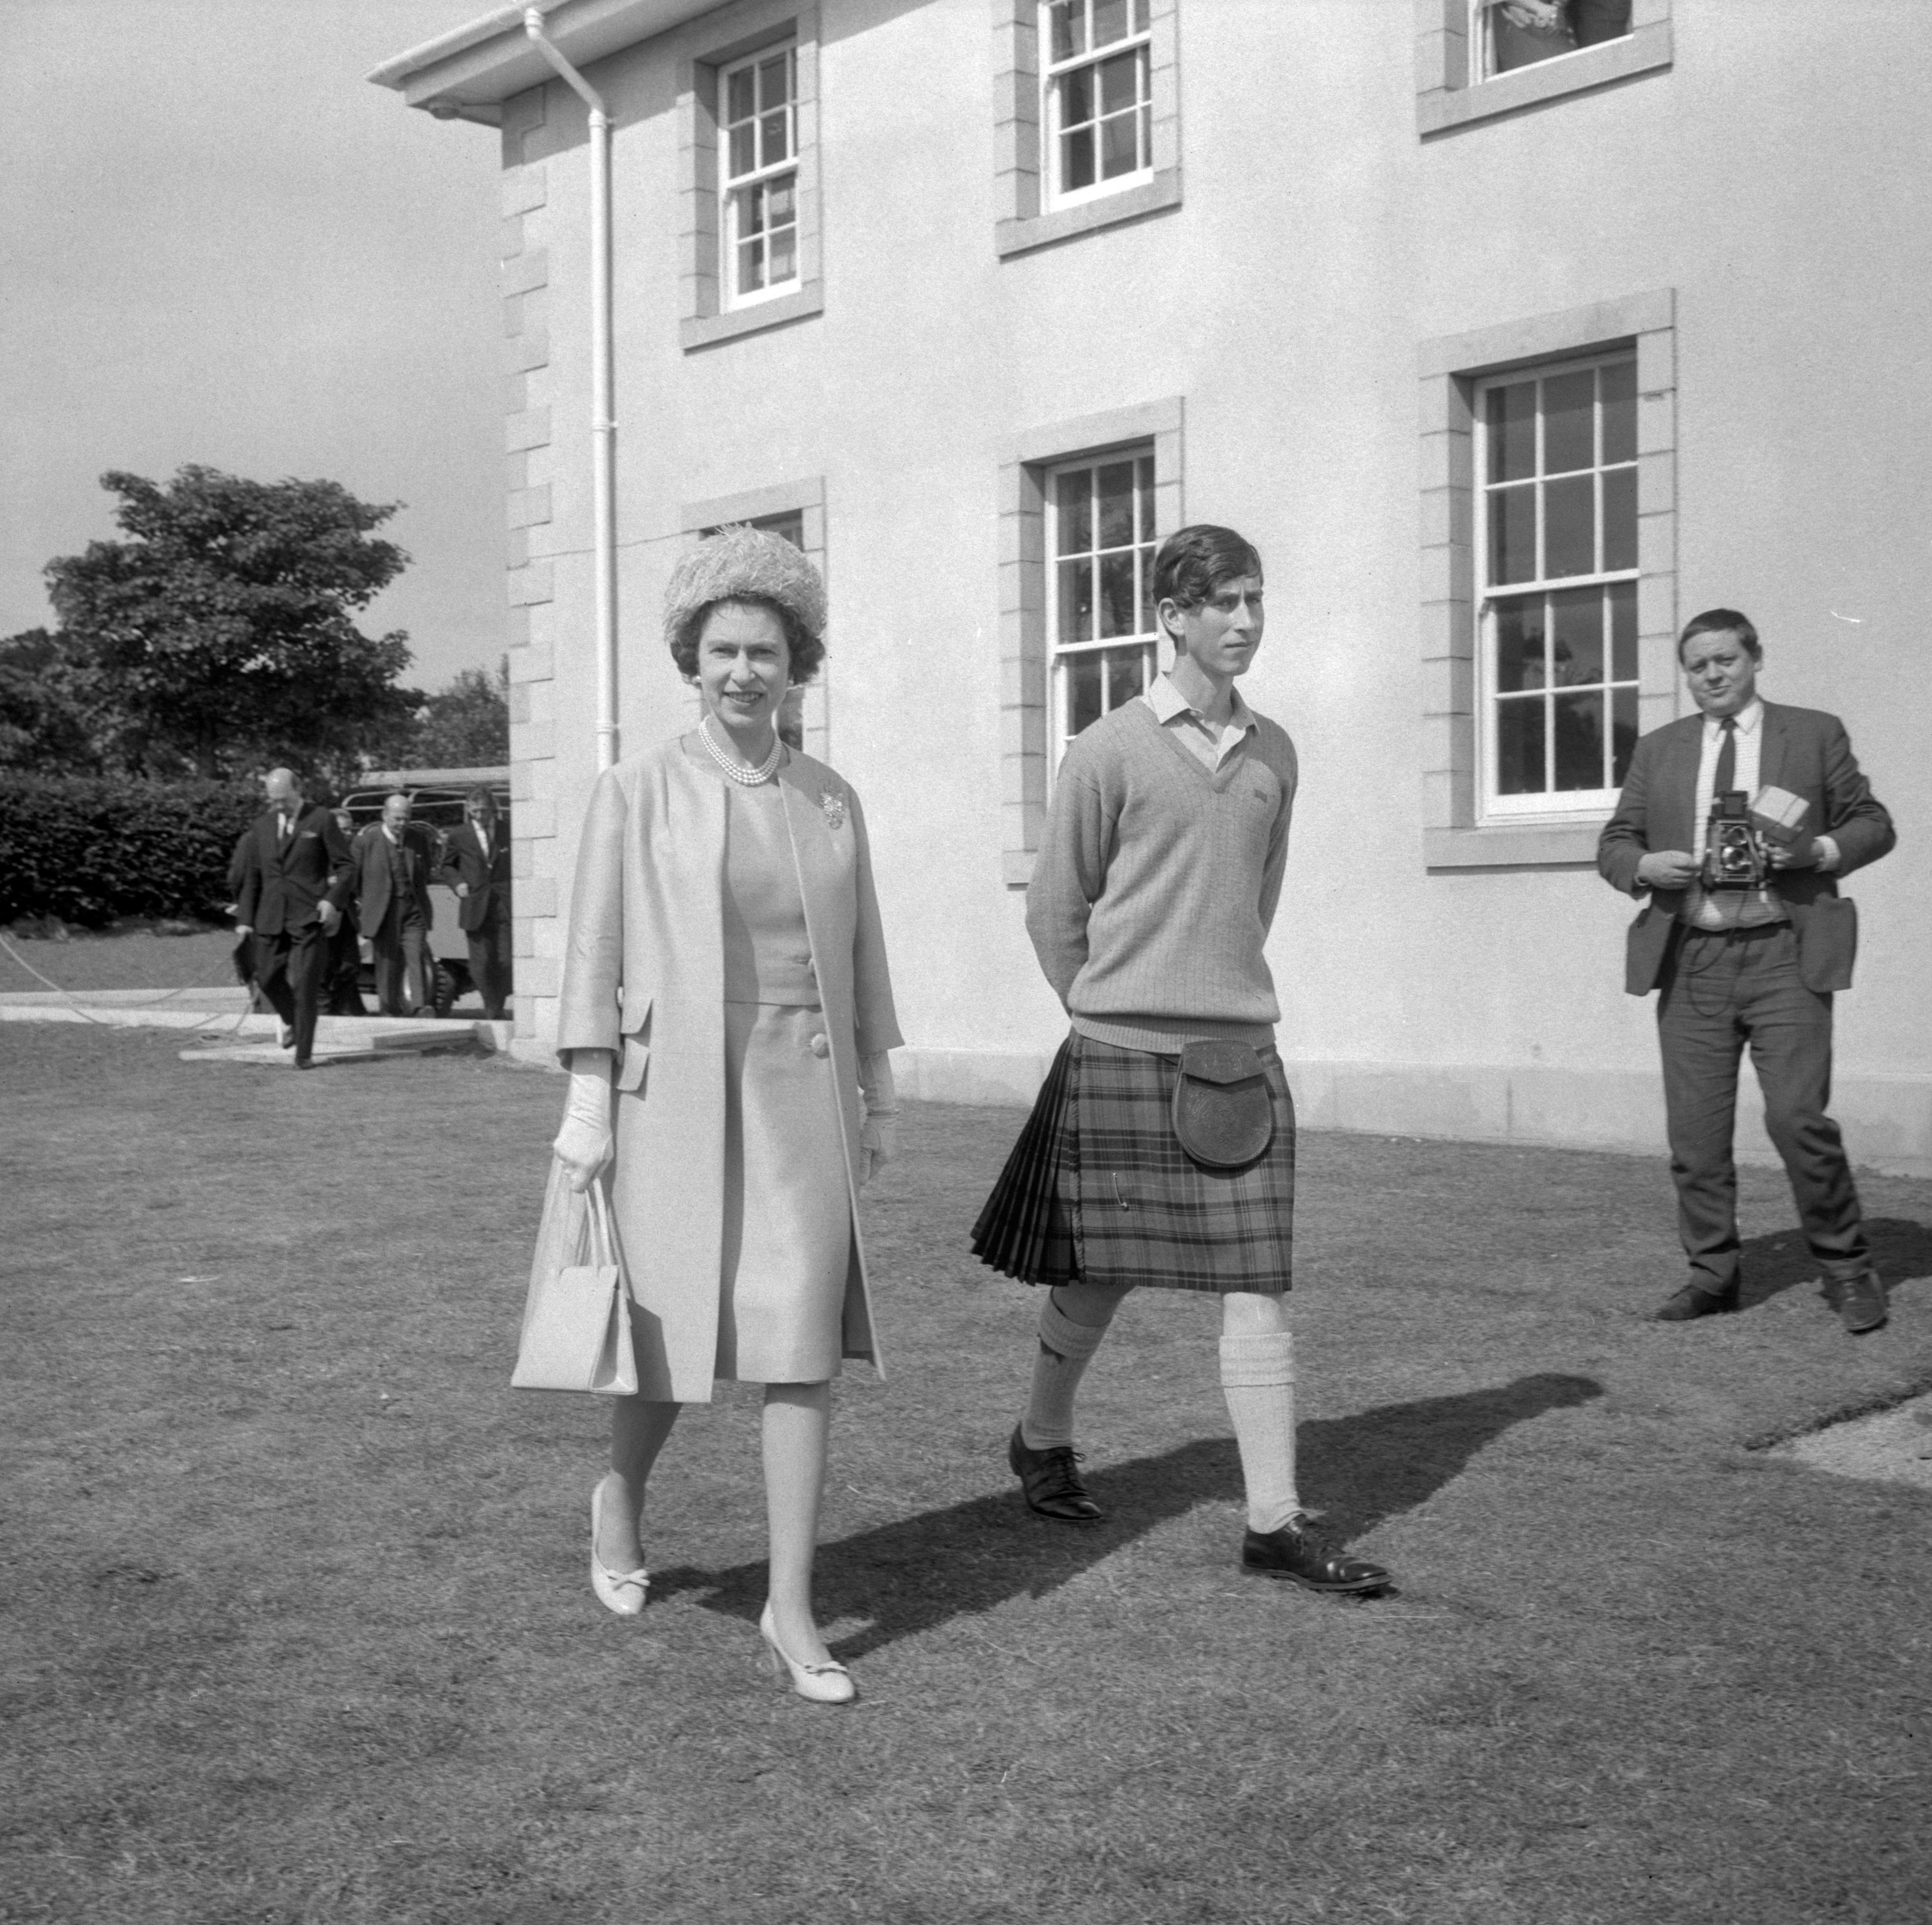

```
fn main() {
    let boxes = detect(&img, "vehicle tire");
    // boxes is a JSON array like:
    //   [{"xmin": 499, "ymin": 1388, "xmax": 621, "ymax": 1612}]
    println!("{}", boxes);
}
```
[{"xmin": 431, "ymin": 963, "xmax": 458, "ymax": 1020}]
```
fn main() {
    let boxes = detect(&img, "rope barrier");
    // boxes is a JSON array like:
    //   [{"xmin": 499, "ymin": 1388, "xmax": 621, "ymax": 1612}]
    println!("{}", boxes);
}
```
[{"xmin": 0, "ymin": 929, "xmax": 255, "ymax": 1035}]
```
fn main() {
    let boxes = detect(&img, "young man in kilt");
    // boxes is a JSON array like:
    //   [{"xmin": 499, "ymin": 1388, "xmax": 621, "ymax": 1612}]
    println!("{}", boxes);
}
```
[{"xmin": 973, "ymin": 523, "xmax": 1392, "ymax": 1595}]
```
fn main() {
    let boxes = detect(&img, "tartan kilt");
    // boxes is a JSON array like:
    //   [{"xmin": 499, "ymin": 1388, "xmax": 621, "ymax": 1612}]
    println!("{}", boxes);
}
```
[{"xmin": 971, "ymin": 1031, "xmax": 1294, "ymax": 1294}]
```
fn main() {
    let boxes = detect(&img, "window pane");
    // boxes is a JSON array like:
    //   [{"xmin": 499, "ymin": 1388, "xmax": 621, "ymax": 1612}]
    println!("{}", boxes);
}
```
[
  {"xmin": 1050, "ymin": 0, "xmax": 1085, "ymax": 61},
  {"xmin": 1068, "ymin": 652, "xmax": 1104, "ymax": 737},
  {"xmin": 1490, "ymin": 484, "xmax": 1536, "ymax": 584},
  {"xmin": 758, "ymin": 54, "xmax": 790, "ymax": 112},
  {"xmin": 740, "ymin": 183, "xmax": 766, "ymax": 236},
  {"xmin": 1602, "ymin": 467, "xmax": 1638, "ymax": 571},
  {"xmin": 1059, "ymin": 559, "xmax": 1095, "ymax": 643},
  {"xmin": 726, "ymin": 67, "xmax": 754, "ymax": 124},
  {"xmin": 728, "ymin": 123, "xmax": 756, "ymax": 178},
  {"xmin": 1099, "ymin": 48, "xmax": 1139, "ymax": 113},
  {"xmin": 1600, "ymin": 359, "xmax": 1636, "ymax": 464},
  {"xmin": 1137, "ymin": 457, "xmax": 1155, "ymax": 540},
  {"xmin": 1096, "ymin": 461, "xmax": 1134, "ymax": 547},
  {"xmin": 1493, "ymin": 599, "xmax": 1543, "ymax": 694},
  {"xmin": 1055, "ymin": 471, "xmax": 1091, "ymax": 557},
  {"xmin": 1098, "ymin": 552, "xmax": 1136, "ymax": 637},
  {"xmin": 1612, "ymin": 685, "xmax": 1639, "ymax": 785},
  {"xmin": 768, "ymin": 225, "xmax": 796, "ymax": 284},
  {"xmin": 1133, "ymin": 0, "xmax": 1150, "ymax": 28},
  {"xmin": 1062, "ymin": 125, "xmax": 1096, "ymax": 190},
  {"xmin": 1140, "ymin": 547, "xmax": 1154, "ymax": 631},
  {"xmin": 1093, "ymin": 0, "xmax": 1129, "ymax": 48},
  {"xmin": 738, "ymin": 237, "xmax": 763, "ymax": 293},
  {"xmin": 760, "ymin": 109, "xmax": 790, "ymax": 167},
  {"xmin": 1543, "ymin": 370, "xmax": 1595, "ymax": 474},
  {"xmin": 1100, "ymin": 111, "xmax": 1139, "ymax": 178},
  {"xmin": 1550, "ymin": 587, "xmax": 1603, "ymax": 685},
  {"xmin": 1487, "ymin": 382, "xmax": 1536, "ymax": 483},
  {"xmin": 1496, "ymin": 696, "xmax": 1546, "ymax": 795},
  {"xmin": 1543, "ymin": 474, "xmax": 1594, "ymax": 578},
  {"xmin": 1609, "ymin": 581, "xmax": 1637, "ymax": 680},
  {"xmin": 767, "ymin": 175, "xmax": 795, "ymax": 224},
  {"xmin": 1554, "ymin": 692, "xmax": 1605, "ymax": 790},
  {"xmin": 1106, "ymin": 644, "xmax": 1146, "ymax": 709},
  {"xmin": 1062, "ymin": 65, "xmax": 1093, "ymax": 126},
  {"xmin": 757, "ymin": 511, "xmax": 804, "ymax": 548}
]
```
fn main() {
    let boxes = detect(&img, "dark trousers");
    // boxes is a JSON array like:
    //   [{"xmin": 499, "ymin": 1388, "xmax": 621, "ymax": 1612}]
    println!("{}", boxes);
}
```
[
  {"xmin": 370, "ymin": 905, "xmax": 429, "ymax": 1016},
  {"xmin": 324, "ymin": 914, "xmax": 366, "ymax": 1016},
  {"xmin": 466, "ymin": 901, "xmax": 513, "ymax": 1018},
  {"xmin": 1657, "ymin": 922, "xmax": 1867, "ymax": 1295},
  {"xmin": 254, "ymin": 924, "xmax": 329, "ymax": 1065}
]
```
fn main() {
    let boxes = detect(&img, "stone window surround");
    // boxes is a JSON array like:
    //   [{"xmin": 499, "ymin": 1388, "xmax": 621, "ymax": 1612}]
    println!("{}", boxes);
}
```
[
  {"xmin": 678, "ymin": 476, "xmax": 831, "ymax": 756},
  {"xmin": 998, "ymin": 396, "xmax": 1183, "ymax": 887},
  {"xmin": 1418, "ymin": 289, "xmax": 1677, "ymax": 871},
  {"xmin": 679, "ymin": 0, "xmax": 823, "ymax": 352},
  {"xmin": 1415, "ymin": 0, "xmax": 1673, "ymax": 138},
  {"xmin": 994, "ymin": 0, "xmax": 1181, "ymax": 261}
]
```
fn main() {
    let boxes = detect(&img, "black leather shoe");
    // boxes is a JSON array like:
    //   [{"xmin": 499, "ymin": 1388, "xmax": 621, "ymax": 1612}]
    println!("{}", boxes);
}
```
[
  {"xmin": 1242, "ymin": 1520, "xmax": 1391, "ymax": 1594},
  {"xmin": 1654, "ymin": 1282, "xmax": 1739, "ymax": 1322},
  {"xmin": 1833, "ymin": 1269, "xmax": 1887, "ymax": 1335},
  {"xmin": 1007, "ymin": 1424, "xmax": 1104, "ymax": 1525}
]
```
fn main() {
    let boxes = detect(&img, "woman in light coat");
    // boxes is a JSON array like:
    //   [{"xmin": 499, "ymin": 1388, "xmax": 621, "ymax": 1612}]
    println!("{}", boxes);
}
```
[{"xmin": 547, "ymin": 527, "xmax": 901, "ymax": 1703}]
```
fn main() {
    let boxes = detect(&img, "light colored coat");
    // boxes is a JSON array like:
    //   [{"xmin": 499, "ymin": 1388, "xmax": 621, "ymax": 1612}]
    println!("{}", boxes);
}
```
[{"xmin": 554, "ymin": 735, "xmax": 902, "ymax": 1403}]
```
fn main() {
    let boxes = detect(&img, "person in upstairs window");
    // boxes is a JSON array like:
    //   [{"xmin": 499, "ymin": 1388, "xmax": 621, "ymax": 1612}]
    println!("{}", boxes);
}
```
[{"xmin": 971, "ymin": 523, "xmax": 1393, "ymax": 1598}]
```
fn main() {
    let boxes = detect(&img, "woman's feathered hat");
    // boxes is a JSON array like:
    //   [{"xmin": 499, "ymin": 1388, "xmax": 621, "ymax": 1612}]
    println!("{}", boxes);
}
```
[{"xmin": 662, "ymin": 524, "xmax": 826, "ymax": 645}]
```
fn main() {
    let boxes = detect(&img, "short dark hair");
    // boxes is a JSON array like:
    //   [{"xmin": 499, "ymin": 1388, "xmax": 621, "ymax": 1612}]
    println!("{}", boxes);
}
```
[
  {"xmin": 465, "ymin": 785, "xmax": 497, "ymax": 809},
  {"xmin": 1679, "ymin": 608, "xmax": 1761, "ymax": 661},
  {"xmin": 667, "ymin": 594, "xmax": 826, "ymax": 686},
  {"xmin": 1151, "ymin": 524, "xmax": 1263, "ymax": 628}
]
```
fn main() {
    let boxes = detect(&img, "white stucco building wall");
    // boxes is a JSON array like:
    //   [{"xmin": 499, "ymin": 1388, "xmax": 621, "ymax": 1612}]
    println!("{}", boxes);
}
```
[{"xmin": 374, "ymin": 0, "xmax": 1931, "ymax": 1175}]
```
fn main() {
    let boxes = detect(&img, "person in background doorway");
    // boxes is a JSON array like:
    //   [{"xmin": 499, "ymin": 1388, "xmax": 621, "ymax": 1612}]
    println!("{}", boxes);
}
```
[
  {"xmin": 439, "ymin": 787, "xmax": 512, "ymax": 1021},
  {"xmin": 972, "ymin": 524, "xmax": 1393, "ymax": 1598},
  {"xmin": 1598, "ymin": 608, "xmax": 1895, "ymax": 1331},
  {"xmin": 322, "ymin": 808, "xmax": 368, "ymax": 1016}
]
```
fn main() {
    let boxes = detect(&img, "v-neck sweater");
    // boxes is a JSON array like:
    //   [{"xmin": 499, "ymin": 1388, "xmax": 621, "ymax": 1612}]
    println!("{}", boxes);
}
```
[{"xmin": 1025, "ymin": 696, "xmax": 1298, "ymax": 1053}]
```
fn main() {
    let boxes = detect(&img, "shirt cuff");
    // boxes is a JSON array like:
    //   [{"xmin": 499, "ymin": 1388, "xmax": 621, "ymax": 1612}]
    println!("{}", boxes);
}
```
[{"xmin": 1812, "ymin": 833, "xmax": 1841, "ymax": 873}]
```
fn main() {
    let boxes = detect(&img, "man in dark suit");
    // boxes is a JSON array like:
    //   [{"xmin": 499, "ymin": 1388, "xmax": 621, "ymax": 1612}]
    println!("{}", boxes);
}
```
[
  {"xmin": 232, "ymin": 768, "xmax": 351, "ymax": 1070},
  {"xmin": 438, "ymin": 785, "xmax": 512, "ymax": 1021},
  {"xmin": 337, "ymin": 792, "xmax": 437, "ymax": 1017},
  {"xmin": 1599, "ymin": 609, "xmax": 1895, "ymax": 1331}
]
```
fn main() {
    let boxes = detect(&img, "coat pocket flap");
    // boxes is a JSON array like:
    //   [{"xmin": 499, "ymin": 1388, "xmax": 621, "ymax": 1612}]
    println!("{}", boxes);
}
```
[
  {"xmin": 618, "ymin": 987, "xmax": 652, "ymax": 1035},
  {"xmin": 615, "ymin": 1036, "xmax": 650, "ymax": 1094}
]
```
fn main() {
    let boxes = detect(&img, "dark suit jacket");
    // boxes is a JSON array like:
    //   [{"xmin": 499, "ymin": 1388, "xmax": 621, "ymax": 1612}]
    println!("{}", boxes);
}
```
[
  {"xmin": 233, "ymin": 806, "xmax": 351, "ymax": 936},
  {"xmin": 338, "ymin": 823, "xmax": 437, "ymax": 934},
  {"xmin": 438, "ymin": 821, "xmax": 512, "ymax": 931},
  {"xmin": 1597, "ymin": 700, "xmax": 1894, "ymax": 996}
]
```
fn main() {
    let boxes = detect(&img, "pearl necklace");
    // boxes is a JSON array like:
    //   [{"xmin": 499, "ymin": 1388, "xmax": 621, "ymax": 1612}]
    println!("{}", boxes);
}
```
[{"xmin": 699, "ymin": 713, "xmax": 782, "ymax": 785}]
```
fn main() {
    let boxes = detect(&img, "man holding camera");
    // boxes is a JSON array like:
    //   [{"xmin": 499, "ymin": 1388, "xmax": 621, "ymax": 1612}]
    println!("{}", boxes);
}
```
[{"xmin": 1598, "ymin": 609, "xmax": 1895, "ymax": 1330}]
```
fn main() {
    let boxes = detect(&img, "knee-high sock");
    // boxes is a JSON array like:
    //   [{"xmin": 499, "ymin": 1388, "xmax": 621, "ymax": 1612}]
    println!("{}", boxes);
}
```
[
  {"xmin": 1020, "ymin": 1294, "xmax": 1110, "ymax": 1451},
  {"xmin": 1220, "ymin": 1330, "xmax": 1300, "ymax": 1534}
]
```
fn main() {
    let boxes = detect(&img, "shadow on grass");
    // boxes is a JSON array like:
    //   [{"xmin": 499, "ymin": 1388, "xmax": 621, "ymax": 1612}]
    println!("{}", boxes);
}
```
[
  {"xmin": 1737, "ymin": 1215, "xmax": 1932, "ymax": 1310},
  {"xmin": 651, "ymin": 1371, "xmax": 1601, "ymax": 1657}
]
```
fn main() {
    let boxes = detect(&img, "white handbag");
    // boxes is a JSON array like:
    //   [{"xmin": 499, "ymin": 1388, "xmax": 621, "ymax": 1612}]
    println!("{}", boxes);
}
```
[{"xmin": 512, "ymin": 1171, "xmax": 638, "ymax": 1396}]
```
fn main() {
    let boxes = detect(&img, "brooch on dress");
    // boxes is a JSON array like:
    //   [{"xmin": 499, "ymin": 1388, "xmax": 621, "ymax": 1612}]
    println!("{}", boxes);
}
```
[{"xmin": 820, "ymin": 789, "xmax": 847, "ymax": 831}]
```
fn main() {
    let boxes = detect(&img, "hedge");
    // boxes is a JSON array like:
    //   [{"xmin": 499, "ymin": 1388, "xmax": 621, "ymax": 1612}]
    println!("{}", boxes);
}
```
[{"xmin": 0, "ymin": 774, "xmax": 266, "ymax": 927}]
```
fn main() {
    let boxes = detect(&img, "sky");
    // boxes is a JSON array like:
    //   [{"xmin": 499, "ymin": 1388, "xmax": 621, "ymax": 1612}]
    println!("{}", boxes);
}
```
[{"xmin": 0, "ymin": 0, "xmax": 511, "ymax": 694}]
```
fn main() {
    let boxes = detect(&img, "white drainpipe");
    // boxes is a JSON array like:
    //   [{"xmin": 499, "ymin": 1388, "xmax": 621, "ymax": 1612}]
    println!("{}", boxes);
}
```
[{"xmin": 523, "ymin": 9, "xmax": 617, "ymax": 773}]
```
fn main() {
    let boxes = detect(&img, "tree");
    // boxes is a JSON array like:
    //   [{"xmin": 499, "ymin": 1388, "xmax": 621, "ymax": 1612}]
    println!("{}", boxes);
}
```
[
  {"xmin": 44, "ymin": 466, "xmax": 423, "ymax": 781},
  {"xmin": 0, "ymin": 629, "xmax": 101, "ymax": 772},
  {"xmin": 409, "ymin": 660, "xmax": 511, "ymax": 768}
]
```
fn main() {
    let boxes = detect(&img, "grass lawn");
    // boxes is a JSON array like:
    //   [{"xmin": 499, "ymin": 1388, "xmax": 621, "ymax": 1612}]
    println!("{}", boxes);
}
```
[
  {"xmin": 3, "ymin": 1023, "xmax": 1930, "ymax": 1924},
  {"xmin": 1, "ymin": 924, "xmax": 243, "ymax": 996}
]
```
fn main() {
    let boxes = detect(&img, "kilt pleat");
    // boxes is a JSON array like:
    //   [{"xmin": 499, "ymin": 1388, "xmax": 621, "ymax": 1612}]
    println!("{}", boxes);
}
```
[
  {"xmin": 971, "ymin": 1032, "xmax": 1294, "ymax": 1294},
  {"xmin": 969, "ymin": 1036, "xmax": 1078, "ymax": 1284}
]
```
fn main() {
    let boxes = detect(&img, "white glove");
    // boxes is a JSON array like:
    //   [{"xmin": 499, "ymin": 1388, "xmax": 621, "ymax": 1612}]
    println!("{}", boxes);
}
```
[
  {"xmin": 857, "ymin": 1050, "xmax": 899, "ymax": 1189},
  {"xmin": 554, "ymin": 1048, "xmax": 614, "ymax": 1192}
]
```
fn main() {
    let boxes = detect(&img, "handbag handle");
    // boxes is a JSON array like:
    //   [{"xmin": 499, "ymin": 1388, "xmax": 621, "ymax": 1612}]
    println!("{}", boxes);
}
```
[{"xmin": 583, "ymin": 1179, "xmax": 616, "ymax": 1268}]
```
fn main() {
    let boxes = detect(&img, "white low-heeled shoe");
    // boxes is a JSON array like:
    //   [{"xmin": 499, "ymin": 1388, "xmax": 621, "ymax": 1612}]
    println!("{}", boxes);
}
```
[
  {"xmin": 758, "ymin": 1603, "xmax": 856, "ymax": 1705},
  {"xmin": 589, "ymin": 1483, "xmax": 648, "ymax": 1617}
]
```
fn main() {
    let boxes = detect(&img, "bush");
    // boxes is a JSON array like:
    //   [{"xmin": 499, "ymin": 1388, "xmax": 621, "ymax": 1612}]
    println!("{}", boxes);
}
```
[{"xmin": 0, "ymin": 774, "xmax": 264, "ymax": 927}]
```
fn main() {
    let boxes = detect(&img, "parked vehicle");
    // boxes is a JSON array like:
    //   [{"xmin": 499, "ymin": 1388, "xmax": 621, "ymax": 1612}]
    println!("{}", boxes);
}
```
[{"xmin": 338, "ymin": 767, "xmax": 510, "ymax": 1016}]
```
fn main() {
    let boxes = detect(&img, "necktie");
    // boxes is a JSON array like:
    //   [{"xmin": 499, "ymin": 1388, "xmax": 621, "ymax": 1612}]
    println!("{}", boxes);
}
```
[
  {"xmin": 1712, "ymin": 718, "xmax": 1736, "ymax": 801},
  {"xmin": 279, "ymin": 812, "xmax": 293, "ymax": 844}
]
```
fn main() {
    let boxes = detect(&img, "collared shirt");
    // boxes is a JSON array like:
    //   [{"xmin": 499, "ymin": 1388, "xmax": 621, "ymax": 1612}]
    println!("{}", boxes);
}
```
[
  {"xmin": 472, "ymin": 821, "xmax": 490, "ymax": 861},
  {"xmin": 1141, "ymin": 671, "xmax": 1256, "ymax": 772}
]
